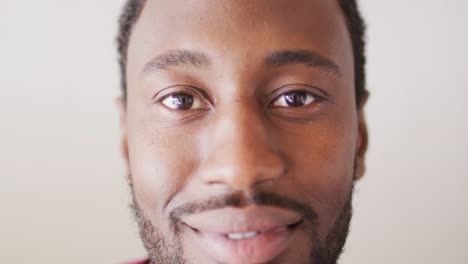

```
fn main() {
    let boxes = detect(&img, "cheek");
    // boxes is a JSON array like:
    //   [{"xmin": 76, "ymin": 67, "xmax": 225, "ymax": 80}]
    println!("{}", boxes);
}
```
[
  {"xmin": 293, "ymin": 132, "xmax": 355, "ymax": 201},
  {"xmin": 281, "ymin": 117, "xmax": 357, "ymax": 238},
  {"xmin": 127, "ymin": 119, "xmax": 200, "ymax": 224}
]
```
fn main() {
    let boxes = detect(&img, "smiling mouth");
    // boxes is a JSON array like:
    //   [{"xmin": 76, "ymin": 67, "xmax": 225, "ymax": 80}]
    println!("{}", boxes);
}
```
[
  {"xmin": 185, "ymin": 220, "xmax": 303, "ymax": 264},
  {"xmin": 181, "ymin": 206, "xmax": 304, "ymax": 263},
  {"xmin": 189, "ymin": 219, "xmax": 302, "ymax": 240}
]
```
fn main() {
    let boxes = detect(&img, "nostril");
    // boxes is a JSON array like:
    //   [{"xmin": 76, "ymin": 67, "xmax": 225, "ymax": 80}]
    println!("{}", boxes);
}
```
[
  {"xmin": 206, "ymin": 180, "xmax": 226, "ymax": 186},
  {"xmin": 253, "ymin": 178, "xmax": 276, "ymax": 188}
]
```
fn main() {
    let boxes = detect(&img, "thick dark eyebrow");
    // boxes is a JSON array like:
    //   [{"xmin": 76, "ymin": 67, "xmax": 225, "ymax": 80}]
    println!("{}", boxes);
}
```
[
  {"xmin": 265, "ymin": 49, "xmax": 341, "ymax": 75},
  {"xmin": 141, "ymin": 49, "xmax": 210, "ymax": 76}
]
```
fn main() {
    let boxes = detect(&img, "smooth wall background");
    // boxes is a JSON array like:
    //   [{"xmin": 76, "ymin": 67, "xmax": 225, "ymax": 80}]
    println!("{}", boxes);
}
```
[{"xmin": 1, "ymin": 0, "xmax": 467, "ymax": 263}]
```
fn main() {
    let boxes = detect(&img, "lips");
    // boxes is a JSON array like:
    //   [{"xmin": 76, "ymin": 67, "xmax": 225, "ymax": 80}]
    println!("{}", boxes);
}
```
[{"xmin": 182, "ymin": 206, "xmax": 303, "ymax": 264}]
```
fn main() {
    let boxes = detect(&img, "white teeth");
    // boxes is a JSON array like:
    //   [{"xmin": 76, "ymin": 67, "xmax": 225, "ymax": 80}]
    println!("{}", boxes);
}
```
[
  {"xmin": 243, "ymin": 231, "xmax": 258, "ymax": 239},
  {"xmin": 227, "ymin": 231, "xmax": 259, "ymax": 240},
  {"xmin": 228, "ymin": 233, "xmax": 244, "ymax": 240}
]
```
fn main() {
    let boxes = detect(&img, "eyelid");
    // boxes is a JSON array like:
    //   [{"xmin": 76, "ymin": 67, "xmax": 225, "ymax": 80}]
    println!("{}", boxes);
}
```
[
  {"xmin": 267, "ymin": 83, "xmax": 328, "ymax": 107},
  {"xmin": 153, "ymin": 85, "xmax": 212, "ymax": 107}
]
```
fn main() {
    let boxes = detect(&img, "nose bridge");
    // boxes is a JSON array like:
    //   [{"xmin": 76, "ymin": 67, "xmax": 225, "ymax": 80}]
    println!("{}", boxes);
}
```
[
  {"xmin": 222, "ymin": 101, "xmax": 265, "ymax": 147},
  {"xmin": 198, "ymin": 101, "xmax": 286, "ymax": 190}
]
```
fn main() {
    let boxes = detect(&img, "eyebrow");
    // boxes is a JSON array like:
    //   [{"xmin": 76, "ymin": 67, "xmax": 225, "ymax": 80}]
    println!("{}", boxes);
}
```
[
  {"xmin": 141, "ymin": 49, "xmax": 210, "ymax": 75},
  {"xmin": 265, "ymin": 49, "xmax": 341, "ymax": 74},
  {"xmin": 141, "ymin": 49, "xmax": 340, "ymax": 76}
]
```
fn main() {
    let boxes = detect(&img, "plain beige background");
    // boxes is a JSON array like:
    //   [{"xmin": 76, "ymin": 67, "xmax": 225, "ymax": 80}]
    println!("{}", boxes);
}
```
[{"xmin": 1, "ymin": 0, "xmax": 467, "ymax": 263}]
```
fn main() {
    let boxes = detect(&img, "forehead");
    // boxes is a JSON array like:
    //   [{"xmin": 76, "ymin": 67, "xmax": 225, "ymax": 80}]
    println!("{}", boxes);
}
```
[{"xmin": 127, "ymin": 0, "xmax": 353, "ymax": 85}]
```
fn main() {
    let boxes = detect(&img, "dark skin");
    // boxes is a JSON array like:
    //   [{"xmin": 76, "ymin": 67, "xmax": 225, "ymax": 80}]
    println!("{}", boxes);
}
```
[{"xmin": 119, "ymin": 0, "xmax": 368, "ymax": 263}]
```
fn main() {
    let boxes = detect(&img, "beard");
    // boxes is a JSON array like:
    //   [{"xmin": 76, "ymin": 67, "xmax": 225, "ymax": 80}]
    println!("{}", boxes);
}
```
[{"xmin": 129, "ymin": 184, "xmax": 353, "ymax": 264}]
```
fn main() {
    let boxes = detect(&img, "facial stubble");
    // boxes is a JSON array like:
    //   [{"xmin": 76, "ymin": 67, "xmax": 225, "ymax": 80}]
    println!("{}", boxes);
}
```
[{"xmin": 129, "ymin": 184, "xmax": 353, "ymax": 264}]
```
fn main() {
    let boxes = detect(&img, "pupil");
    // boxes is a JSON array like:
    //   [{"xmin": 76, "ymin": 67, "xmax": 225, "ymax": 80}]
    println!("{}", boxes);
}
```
[
  {"xmin": 171, "ymin": 94, "xmax": 194, "ymax": 110},
  {"xmin": 285, "ymin": 92, "xmax": 307, "ymax": 107}
]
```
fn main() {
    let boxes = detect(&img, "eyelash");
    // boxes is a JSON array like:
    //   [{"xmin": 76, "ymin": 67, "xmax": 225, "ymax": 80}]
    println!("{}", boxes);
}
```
[
  {"xmin": 269, "ymin": 89, "xmax": 324, "ymax": 108},
  {"xmin": 154, "ymin": 86, "xmax": 209, "ymax": 110},
  {"xmin": 155, "ymin": 85, "xmax": 326, "ymax": 111}
]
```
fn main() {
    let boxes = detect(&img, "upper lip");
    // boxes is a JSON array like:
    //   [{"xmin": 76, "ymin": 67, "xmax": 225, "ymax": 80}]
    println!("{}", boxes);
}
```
[{"xmin": 182, "ymin": 205, "xmax": 302, "ymax": 234}]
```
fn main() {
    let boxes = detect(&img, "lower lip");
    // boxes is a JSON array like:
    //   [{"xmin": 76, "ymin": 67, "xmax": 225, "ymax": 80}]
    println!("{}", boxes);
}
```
[{"xmin": 186, "ymin": 224, "xmax": 300, "ymax": 264}]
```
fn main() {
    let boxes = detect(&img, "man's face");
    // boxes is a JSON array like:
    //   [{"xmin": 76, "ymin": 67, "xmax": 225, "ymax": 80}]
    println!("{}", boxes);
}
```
[{"xmin": 121, "ymin": 0, "xmax": 367, "ymax": 263}]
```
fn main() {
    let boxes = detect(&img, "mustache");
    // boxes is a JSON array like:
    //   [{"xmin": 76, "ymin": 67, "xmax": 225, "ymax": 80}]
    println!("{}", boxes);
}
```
[{"xmin": 169, "ymin": 191, "xmax": 318, "ymax": 233}]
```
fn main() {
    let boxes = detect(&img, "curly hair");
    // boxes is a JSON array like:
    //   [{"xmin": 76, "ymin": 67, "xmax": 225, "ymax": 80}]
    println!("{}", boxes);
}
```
[{"xmin": 117, "ymin": 0, "xmax": 367, "ymax": 106}]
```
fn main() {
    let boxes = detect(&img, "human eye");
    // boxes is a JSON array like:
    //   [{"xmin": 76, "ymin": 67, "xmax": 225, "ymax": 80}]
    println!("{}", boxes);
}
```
[
  {"xmin": 156, "ymin": 86, "xmax": 209, "ymax": 111},
  {"xmin": 161, "ymin": 93, "xmax": 196, "ymax": 110},
  {"xmin": 270, "ymin": 90, "xmax": 318, "ymax": 108}
]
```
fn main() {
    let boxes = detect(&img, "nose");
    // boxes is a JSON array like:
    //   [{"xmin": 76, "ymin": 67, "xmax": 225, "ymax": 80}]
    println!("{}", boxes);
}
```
[{"xmin": 197, "ymin": 102, "xmax": 287, "ymax": 192}]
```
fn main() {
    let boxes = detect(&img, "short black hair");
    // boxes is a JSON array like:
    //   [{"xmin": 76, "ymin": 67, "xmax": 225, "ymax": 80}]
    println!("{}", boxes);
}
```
[{"xmin": 117, "ymin": 0, "xmax": 368, "ymax": 106}]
